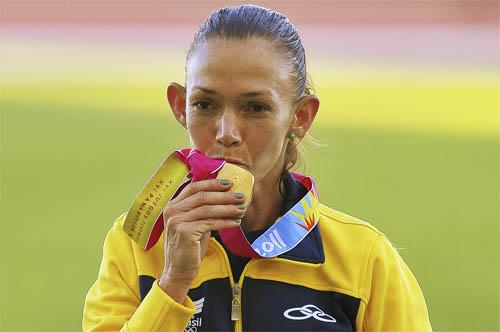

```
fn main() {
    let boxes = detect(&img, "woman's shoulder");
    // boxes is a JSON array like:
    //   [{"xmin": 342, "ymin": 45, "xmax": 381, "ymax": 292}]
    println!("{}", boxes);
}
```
[
  {"xmin": 317, "ymin": 204, "xmax": 412, "ymax": 300},
  {"xmin": 102, "ymin": 212, "xmax": 130, "ymax": 242},
  {"xmin": 317, "ymin": 203, "xmax": 399, "ymax": 265},
  {"xmin": 103, "ymin": 212, "xmax": 165, "ymax": 276},
  {"xmin": 106, "ymin": 212, "xmax": 133, "ymax": 243},
  {"xmin": 319, "ymin": 203, "xmax": 383, "ymax": 239}
]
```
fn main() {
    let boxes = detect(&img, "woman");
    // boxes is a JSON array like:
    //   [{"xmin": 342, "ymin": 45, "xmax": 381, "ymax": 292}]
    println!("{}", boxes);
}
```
[{"xmin": 83, "ymin": 5, "xmax": 432, "ymax": 331}]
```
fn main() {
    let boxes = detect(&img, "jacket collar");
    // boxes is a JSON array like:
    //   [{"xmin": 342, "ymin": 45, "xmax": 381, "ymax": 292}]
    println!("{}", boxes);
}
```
[
  {"xmin": 275, "ymin": 172, "xmax": 324, "ymax": 264},
  {"xmin": 213, "ymin": 172, "xmax": 325, "ymax": 264}
]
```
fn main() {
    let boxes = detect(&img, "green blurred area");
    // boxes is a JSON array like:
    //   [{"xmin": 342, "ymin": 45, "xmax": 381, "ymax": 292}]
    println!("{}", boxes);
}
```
[{"xmin": 1, "ymin": 80, "xmax": 498, "ymax": 331}]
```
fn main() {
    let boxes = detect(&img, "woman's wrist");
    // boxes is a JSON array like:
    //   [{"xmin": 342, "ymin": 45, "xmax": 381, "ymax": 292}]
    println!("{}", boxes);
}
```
[{"xmin": 157, "ymin": 273, "xmax": 194, "ymax": 304}]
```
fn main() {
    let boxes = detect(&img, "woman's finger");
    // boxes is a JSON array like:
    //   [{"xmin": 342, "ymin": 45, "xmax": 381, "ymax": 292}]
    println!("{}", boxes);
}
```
[
  {"xmin": 176, "ymin": 218, "xmax": 242, "ymax": 235},
  {"xmin": 165, "ymin": 217, "xmax": 241, "ymax": 241},
  {"xmin": 199, "ymin": 218, "xmax": 242, "ymax": 231},
  {"xmin": 173, "ymin": 190, "xmax": 245, "ymax": 211},
  {"xmin": 171, "ymin": 178, "xmax": 232, "ymax": 203},
  {"xmin": 172, "ymin": 203, "xmax": 246, "ymax": 222}
]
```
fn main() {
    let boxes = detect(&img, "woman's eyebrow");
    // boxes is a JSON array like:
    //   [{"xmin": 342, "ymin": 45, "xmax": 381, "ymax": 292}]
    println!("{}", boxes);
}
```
[
  {"xmin": 239, "ymin": 91, "xmax": 273, "ymax": 98},
  {"xmin": 192, "ymin": 86, "xmax": 275, "ymax": 99},
  {"xmin": 192, "ymin": 86, "xmax": 217, "ymax": 95}
]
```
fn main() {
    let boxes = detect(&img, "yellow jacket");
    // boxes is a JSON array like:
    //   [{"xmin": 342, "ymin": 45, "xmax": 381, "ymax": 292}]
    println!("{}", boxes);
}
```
[{"xmin": 83, "ymin": 204, "xmax": 432, "ymax": 331}]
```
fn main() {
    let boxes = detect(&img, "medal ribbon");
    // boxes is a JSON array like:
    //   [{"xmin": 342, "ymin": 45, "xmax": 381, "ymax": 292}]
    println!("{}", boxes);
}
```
[{"xmin": 123, "ymin": 149, "xmax": 320, "ymax": 257}]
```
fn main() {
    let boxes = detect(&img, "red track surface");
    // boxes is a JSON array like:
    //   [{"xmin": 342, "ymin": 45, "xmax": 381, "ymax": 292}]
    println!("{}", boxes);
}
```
[{"xmin": 1, "ymin": 1, "xmax": 497, "ymax": 26}]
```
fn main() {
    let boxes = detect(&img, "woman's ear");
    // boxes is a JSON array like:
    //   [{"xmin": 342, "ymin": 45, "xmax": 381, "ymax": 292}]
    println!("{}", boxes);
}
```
[
  {"xmin": 290, "ymin": 95, "xmax": 320, "ymax": 138},
  {"xmin": 167, "ymin": 82, "xmax": 187, "ymax": 128}
]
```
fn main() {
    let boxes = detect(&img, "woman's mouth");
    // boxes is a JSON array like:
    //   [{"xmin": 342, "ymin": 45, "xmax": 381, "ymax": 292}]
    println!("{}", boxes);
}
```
[
  {"xmin": 213, "ymin": 156, "xmax": 248, "ymax": 169},
  {"xmin": 224, "ymin": 158, "xmax": 246, "ymax": 166}
]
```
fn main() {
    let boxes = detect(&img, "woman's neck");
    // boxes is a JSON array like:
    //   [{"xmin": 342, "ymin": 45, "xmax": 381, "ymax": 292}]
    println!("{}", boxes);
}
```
[{"xmin": 241, "ymin": 174, "xmax": 285, "ymax": 233}]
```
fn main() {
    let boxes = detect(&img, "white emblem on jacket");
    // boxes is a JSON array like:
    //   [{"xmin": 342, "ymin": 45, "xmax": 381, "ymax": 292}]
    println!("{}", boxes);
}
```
[{"xmin": 283, "ymin": 304, "xmax": 337, "ymax": 323}]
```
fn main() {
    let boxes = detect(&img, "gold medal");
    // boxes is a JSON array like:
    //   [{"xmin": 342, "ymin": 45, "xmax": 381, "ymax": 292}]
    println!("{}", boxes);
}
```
[{"xmin": 216, "ymin": 163, "xmax": 254, "ymax": 206}]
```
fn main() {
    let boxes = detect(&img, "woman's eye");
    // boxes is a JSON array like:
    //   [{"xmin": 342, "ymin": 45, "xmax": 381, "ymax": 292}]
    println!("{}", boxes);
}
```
[
  {"xmin": 248, "ymin": 104, "xmax": 267, "ymax": 113},
  {"xmin": 194, "ymin": 101, "xmax": 212, "ymax": 110}
]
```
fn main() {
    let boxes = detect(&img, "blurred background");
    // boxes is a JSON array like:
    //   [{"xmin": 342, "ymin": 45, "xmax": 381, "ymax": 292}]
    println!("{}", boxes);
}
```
[{"xmin": 1, "ymin": 1, "xmax": 498, "ymax": 331}]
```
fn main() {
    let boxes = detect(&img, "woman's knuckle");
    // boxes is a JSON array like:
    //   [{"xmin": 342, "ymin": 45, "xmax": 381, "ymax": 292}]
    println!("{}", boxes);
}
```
[
  {"xmin": 189, "ymin": 181, "xmax": 202, "ymax": 193},
  {"xmin": 196, "ymin": 191, "xmax": 209, "ymax": 204},
  {"xmin": 202, "ymin": 205, "xmax": 215, "ymax": 218},
  {"xmin": 203, "ymin": 219, "xmax": 215, "ymax": 227},
  {"xmin": 166, "ymin": 216, "xmax": 179, "ymax": 229},
  {"xmin": 163, "ymin": 205, "xmax": 175, "ymax": 218}
]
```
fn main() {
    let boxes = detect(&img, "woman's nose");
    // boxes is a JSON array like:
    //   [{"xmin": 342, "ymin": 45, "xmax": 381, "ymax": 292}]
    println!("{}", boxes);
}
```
[{"xmin": 215, "ymin": 110, "xmax": 241, "ymax": 147}]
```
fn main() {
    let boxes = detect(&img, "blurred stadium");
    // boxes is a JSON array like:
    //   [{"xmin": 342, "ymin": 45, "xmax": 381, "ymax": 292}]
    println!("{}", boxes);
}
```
[{"xmin": 1, "ymin": 1, "xmax": 498, "ymax": 331}]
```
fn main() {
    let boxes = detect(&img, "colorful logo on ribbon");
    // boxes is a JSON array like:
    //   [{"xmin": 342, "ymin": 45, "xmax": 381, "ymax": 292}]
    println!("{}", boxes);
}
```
[{"xmin": 250, "ymin": 190, "xmax": 320, "ymax": 257}]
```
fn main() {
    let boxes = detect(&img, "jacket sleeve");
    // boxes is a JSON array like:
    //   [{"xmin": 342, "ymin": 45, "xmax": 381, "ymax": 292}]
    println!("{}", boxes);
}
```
[
  {"xmin": 82, "ymin": 215, "xmax": 196, "ymax": 331},
  {"xmin": 361, "ymin": 234, "xmax": 432, "ymax": 331}
]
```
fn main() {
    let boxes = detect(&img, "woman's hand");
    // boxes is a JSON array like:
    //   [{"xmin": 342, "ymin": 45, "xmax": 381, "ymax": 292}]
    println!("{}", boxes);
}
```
[{"xmin": 157, "ymin": 179, "xmax": 245, "ymax": 303}]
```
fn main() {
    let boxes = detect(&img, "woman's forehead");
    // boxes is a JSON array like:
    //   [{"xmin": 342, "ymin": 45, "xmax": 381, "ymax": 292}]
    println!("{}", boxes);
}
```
[{"xmin": 186, "ymin": 37, "xmax": 294, "ymax": 97}]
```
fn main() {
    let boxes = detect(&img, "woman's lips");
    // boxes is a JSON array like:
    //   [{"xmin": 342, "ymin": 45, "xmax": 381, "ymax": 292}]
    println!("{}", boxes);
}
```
[
  {"xmin": 213, "ymin": 156, "xmax": 248, "ymax": 169},
  {"xmin": 224, "ymin": 158, "xmax": 246, "ymax": 167}
]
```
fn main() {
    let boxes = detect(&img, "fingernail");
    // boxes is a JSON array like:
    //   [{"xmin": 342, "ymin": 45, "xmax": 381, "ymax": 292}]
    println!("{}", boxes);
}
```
[
  {"xmin": 219, "ymin": 179, "xmax": 231, "ymax": 185},
  {"xmin": 234, "ymin": 192, "xmax": 244, "ymax": 199},
  {"xmin": 233, "ymin": 219, "xmax": 242, "ymax": 224},
  {"xmin": 237, "ymin": 204, "xmax": 246, "ymax": 210}
]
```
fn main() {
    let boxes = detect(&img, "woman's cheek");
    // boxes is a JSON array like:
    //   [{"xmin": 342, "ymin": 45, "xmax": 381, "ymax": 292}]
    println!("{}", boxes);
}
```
[
  {"xmin": 186, "ymin": 113, "xmax": 211, "ymax": 136},
  {"xmin": 187, "ymin": 126, "xmax": 210, "ymax": 150},
  {"xmin": 252, "ymin": 127, "xmax": 285, "ymax": 163}
]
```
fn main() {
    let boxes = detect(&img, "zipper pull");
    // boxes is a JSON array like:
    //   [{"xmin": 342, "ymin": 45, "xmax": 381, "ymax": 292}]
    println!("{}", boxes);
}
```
[{"xmin": 231, "ymin": 283, "xmax": 241, "ymax": 321}]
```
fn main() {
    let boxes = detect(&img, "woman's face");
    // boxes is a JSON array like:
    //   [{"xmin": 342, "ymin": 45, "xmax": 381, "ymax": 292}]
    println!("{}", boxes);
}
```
[{"xmin": 182, "ymin": 37, "xmax": 297, "ymax": 184}]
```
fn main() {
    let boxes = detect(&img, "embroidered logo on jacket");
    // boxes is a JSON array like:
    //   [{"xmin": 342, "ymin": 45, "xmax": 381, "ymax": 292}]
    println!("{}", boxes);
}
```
[
  {"xmin": 283, "ymin": 304, "xmax": 337, "ymax": 323},
  {"xmin": 185, "ymin": 297, "xmax": 204, "ymax": 332}
]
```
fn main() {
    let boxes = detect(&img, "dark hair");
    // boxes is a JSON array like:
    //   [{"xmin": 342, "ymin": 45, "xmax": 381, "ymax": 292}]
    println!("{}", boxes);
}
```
[{"xmin": 187, "ymin": 4, "xmax": 314, "ymax": 191}]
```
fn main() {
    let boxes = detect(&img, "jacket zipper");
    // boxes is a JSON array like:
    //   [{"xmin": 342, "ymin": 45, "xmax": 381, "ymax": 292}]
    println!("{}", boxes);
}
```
[
  {"xmin": 211, "ymin": 238, "xmax": 254, "ymax": 332},
  {"xmin": 231, "ymin": 283, "xmax": 241, "ymax": 321}
]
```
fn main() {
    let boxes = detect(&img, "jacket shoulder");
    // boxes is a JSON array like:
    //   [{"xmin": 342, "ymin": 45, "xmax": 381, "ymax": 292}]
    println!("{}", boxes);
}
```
[
  {"xmin": 316, "ymin": 204, "xmax": 391, "ymax": 299},
  {"xmin": 105, "ymin": 212, "xmax": 164, "ymax": 277},
  {"xmin": 319, "ymin": 203, "xmax": 383, "ymax": 238}
]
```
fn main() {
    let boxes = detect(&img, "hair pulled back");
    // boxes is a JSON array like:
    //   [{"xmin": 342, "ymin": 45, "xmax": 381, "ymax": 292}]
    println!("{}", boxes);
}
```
[{"xmin": 187, "ymin": 4, "xmax": 311, "ymax": 98}]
